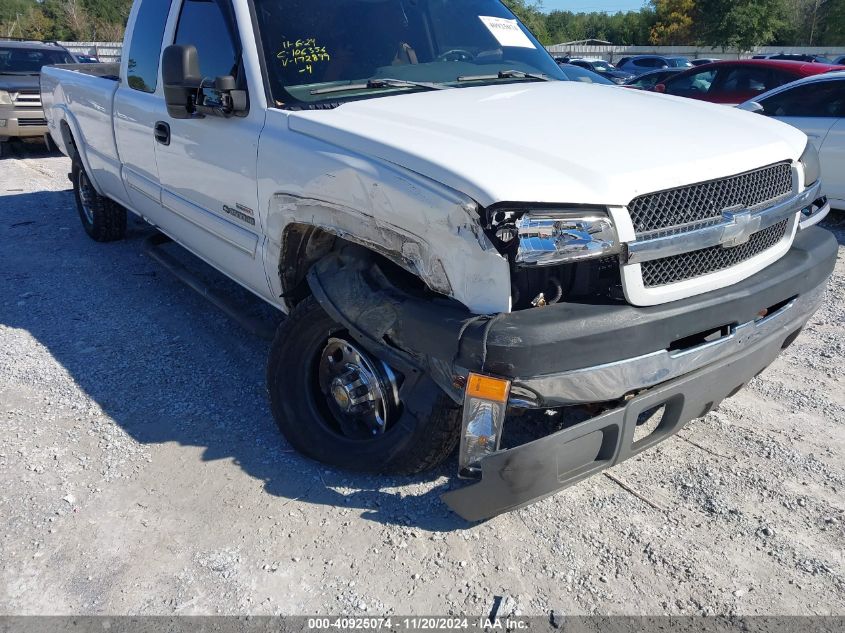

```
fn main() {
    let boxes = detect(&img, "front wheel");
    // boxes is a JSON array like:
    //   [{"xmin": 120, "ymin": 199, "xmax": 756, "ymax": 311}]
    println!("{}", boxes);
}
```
[
  {"xmin": 266, "ymin": 296, "xmax": 461, "ymax": 474},
  {"xmin": 72, "ymin": 161, "xmax": 127, "ymax": 242}
]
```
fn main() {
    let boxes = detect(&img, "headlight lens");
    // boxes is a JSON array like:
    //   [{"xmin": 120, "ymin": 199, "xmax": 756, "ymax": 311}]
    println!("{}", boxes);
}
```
[
  {"xmin": 514, "ymin": 209, "xmax": 620, "ymax": 266},
  {"xmin": 0, "ymin": 91, "xmax": 13, "ymax": 106},
  {"xmin": 800, "ymin": 141, "xmax": 821, "ymax": 187}
]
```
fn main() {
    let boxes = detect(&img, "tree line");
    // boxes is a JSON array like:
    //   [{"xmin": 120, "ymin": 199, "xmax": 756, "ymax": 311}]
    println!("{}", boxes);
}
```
[
  {"xmin": 1, "ymin": 0, "xmax": 842, "ymax": 50},
  {"xmin": 0, "ymin": 0, "xmax": 131, "ymax": 41},
  {"xmin": 505, "ymin": 0, "xmax": 844, "ymax": 50}
]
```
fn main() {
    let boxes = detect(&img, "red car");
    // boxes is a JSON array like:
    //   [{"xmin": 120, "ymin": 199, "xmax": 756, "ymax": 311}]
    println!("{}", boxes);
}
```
[{"xmin": 653, "ymin": 59, "xmax": 845, "ymax": 105}]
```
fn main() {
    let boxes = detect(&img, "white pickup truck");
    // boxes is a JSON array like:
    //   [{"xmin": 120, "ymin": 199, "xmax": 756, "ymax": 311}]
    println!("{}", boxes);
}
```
[{"xmin": 42, "ymin": 0, "xmax": 836, "ymax": 521}]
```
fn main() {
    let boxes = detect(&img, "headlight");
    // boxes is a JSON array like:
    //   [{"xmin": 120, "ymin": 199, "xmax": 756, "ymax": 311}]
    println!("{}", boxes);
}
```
[
  {"xmin": 0, "ymin": 91, "xmax": 13, "ymax": 106},
  {"xmin": 514, "ymin": 209, "xmax": 620, "ymax": 266},
  {"xmin": 800, "ymin": 141, "xmax": 821, "ymax": 187}
]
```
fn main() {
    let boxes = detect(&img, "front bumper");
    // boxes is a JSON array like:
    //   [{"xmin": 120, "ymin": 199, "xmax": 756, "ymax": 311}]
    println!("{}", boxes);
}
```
[
  {"xmin": 0, "ymin": 108, "xmax": 49, "ymax": 139},
  {"xmin": 441, "ymin": 287, "xmax": 820, "ymax": 520},
  {"xmin": 308, "ymin": 227, "xmax": 837, "ymax": 521},
  {"xmin": 453, "ymin": 227, "xmax": 836, "ymax": 403},
  {"xmin": 508, "ymin": 283, "xmax": 823, "ymax": 407}
]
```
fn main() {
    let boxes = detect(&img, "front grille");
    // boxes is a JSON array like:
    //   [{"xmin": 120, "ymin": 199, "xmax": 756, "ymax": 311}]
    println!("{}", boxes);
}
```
[
  {"xmin": 13, "ymin": 90, "xmax": 41, "ymax": 109},
  {"xmin": 18, "ymin": 118, "xmax": 47, "ymax": 127},
  {"xmin": 629, "ymin": 163, "xmax": 793, "ymax": 234},
  {"xmin": 641, "ymin": 219, "xmax": 789, "ymax": 288}
]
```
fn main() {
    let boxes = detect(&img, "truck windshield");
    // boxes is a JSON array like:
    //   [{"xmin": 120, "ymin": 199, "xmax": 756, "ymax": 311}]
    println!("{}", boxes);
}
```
[
  {"xmin": 252, "ymin": 0, "xmax": 565, "ymax": 106},
  {"xmin": 0, "ymin": 47, "xmax": 75, "ymax": 74}
]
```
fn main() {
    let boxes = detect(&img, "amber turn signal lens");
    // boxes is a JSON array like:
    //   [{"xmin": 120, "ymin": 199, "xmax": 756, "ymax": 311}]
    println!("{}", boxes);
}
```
[{"xmin": 466, "ymin": 373, "xmax": 511, "ymax": 404}]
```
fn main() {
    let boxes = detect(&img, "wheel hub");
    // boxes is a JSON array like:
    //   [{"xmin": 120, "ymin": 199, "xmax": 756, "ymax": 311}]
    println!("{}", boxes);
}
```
[
  {"xmin": 329, "ymin": 367, "xmax": 377, "ymax": 413},
  {"xmin": 78, "ymin": 169, "xmax": 95, "ymax": 224},
  {"xmin": 318, "ymin": 338, "xmax": 400, "ymax": 438}
]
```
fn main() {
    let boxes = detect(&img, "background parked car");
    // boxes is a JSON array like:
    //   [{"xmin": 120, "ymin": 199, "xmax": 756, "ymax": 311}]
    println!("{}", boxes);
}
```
[
  {"xmin": 833, "ymin": 55, "xmax": 845, "ymax": 66},
  {"xmin": 691, "ymin": 58, "xmax": 721, "ymax": 66},
  {"xmin": 556, "ymin": 63, "xmax": 616, "ymax": 85},
  {"xmin": 653, "ymin": 59, "xmax": 845, "ymax": 105},
  {"xmin": 616, "ymin": 55, "xmax": 693, "ymax": 76},
  {"xmin": 567, "ymin": 58, "xmax": 633, "ymax": 84},
  {"xmin": 738, "ymin": 71, "xmax": 845, "ymax": 211},
  {"xmin": 74, "ymin": 54, "xmax": 101, "ymax": 64},
  {"xmin": 754, "ymin": 53, "xmax": 835, "ymax": 64},
  {"xmin": 0, "ymin": 39, "xmax": 75, "ymax": 157},
  {"xmin": 623, "ymin": 68, "xmax": 684, "ymax": 90}
]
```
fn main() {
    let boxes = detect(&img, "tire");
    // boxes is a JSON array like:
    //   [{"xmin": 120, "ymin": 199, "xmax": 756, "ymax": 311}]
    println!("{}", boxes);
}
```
[
  {"xmin": 0, "ymin": 141, "xmax": 7, "ymax": 159},
  {"xmin": 267, "ymin": 296, "xmax": 462, "ymax": 475},
  {"xmin": 72, "ymin": 160, "xmax": 127, "ymax": 242}
]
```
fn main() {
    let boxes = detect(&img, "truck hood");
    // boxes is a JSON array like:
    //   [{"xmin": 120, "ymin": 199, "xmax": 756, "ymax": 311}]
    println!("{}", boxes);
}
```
[
  {"xmin": 0, "ymin": 73, "xmax": 40, "ymax": 93},
  {"xmin": 287, "ymin": 81, "xmax": 808, "ymax": 208}
]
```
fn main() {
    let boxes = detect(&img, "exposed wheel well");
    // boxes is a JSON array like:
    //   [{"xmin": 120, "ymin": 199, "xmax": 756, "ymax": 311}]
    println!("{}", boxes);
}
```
[
  {"xmin": 278, "ymin": 224, "xmax": 430, "ymax": 311},
  {"xmin": 59, "ymin": 121, "xmax": 78, "ymax": 162},
  {"xmin": 279, "ymin": 224, "xmax": 339, "ymax": 309}
]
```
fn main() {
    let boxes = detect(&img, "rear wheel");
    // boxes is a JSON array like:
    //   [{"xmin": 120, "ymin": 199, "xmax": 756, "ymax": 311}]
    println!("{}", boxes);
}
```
[
  {"xmin": 72, "ymin": 161, "xmax": 127, "ymax": 242},
  {"xmin": 266, "ymin": 296, "xmax": 461, "ymax": 474}
]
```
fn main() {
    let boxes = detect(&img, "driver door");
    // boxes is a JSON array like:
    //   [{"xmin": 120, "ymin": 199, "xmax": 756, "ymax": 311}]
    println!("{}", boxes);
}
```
[{"xmin": 153, "ymin": 0, "xmax": 270, "ymax": 298}]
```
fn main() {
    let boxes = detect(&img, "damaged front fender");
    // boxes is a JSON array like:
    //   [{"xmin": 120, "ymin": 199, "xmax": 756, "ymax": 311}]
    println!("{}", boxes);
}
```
[
  {"xmin": 306, "ymin": 246, "xmax": 479, "ymax": 404},
  {"xmin": 256, "ymin": 114, "xmax": 511, "ymax": 315}
]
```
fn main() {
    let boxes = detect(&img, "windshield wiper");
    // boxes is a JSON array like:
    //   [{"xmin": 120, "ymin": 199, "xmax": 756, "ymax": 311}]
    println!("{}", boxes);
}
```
[
  {"xmin": 310, "ymin": 78, "xmax": 450, "ymax": 96},
  {"xmin": 456, "ymin": 69, "xmax": 553, "ymax": 83}
]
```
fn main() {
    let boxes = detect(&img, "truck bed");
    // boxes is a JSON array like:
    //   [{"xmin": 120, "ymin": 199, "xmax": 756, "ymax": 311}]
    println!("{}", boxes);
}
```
[{"xmin": 41, "ymin": 64, "xmax": 122, "ymax": 195}]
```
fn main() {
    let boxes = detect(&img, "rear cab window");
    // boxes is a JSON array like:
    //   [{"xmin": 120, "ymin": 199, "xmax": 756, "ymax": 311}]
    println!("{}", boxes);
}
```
[{"xmin": 126, "ymin": 0, "xmax": 173, "ymax": 92}]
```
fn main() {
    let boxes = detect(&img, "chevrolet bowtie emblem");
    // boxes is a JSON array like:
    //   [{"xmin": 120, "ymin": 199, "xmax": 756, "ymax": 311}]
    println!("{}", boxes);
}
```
[{"xmin": 721, "ymin": 206, "xmax": 762, "ymax": 248}]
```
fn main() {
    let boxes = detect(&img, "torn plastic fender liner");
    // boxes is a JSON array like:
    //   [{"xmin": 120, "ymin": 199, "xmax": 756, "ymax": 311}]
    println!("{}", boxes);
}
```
[{"xmin": 306, "ymin": 246, "xmax": 482, "ymax": 403}]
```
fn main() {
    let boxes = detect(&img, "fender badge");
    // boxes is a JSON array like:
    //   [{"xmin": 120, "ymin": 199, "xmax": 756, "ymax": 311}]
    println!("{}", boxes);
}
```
[{"xmin": 223, "ymin": 204, "xmax": 256, "ymax": 226}]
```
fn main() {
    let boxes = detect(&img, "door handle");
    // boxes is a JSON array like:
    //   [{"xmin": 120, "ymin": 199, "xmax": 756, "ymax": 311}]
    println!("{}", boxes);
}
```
[{"xmin": 154, "ymin": 121, "xmax": 171, "ymax": 146}]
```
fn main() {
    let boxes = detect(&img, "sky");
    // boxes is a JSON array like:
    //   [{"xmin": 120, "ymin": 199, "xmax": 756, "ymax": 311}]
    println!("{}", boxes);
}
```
[{"xmin": 541, "ymin": 0, "xmax": 647, "ymax": 13}]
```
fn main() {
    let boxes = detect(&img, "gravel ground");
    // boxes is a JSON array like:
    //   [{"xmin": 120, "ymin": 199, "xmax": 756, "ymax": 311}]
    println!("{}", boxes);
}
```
[{"xmin": 1, "ymin": 142, "xmax": 844, "ymax": 617}]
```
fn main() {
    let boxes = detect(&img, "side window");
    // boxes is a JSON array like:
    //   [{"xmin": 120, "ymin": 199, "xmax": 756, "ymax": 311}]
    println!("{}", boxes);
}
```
[
  {"xmin": 174, "ymin": 0, "xmax": 240, "ymax": 81},
  {"xmin": 761, "ymin": 81, "xmax": 845, "ymax": 118},
  {"xmin": 716, "ymin": 67, "xmax": 773, "ymax": 95},
  {"xmin": 665, "ymin": 69, "xmax": 716, "ymax": 96},
  {"xmin": 636, "ymin": 73, "xmax": 661, "ymax": 89},
  {"xmin": 127, "ymin": 0, "xmax": 173, "ymax": 93}
]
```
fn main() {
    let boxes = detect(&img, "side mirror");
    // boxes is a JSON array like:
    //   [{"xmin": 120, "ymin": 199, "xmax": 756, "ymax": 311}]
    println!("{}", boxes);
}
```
[
  {"xmin": 161, "ymin": 44, "xmax": 247, "ymax": 120},
  {"xmin": 654, "ymin": 83, "xmax": 666, "ymax": 93},
  {"xmin": 162, "ymin": 45, "xmax": 202, "ymax": 119},
  {"xmin": 737, "ymin": 101, "xmax": 765, "ymax": 114}
]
